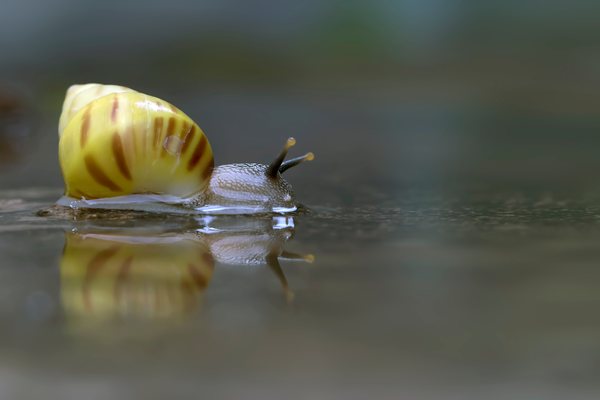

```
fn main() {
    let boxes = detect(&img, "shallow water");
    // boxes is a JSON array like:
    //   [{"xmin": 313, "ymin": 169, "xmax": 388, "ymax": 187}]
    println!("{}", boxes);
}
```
[
  {"xmin": 4, "ymin": 0, "xmax": 600, "ymax": 396},
  {"xmin": 2, "ymin": 186, "xmax": 600, "ymax": 399}
]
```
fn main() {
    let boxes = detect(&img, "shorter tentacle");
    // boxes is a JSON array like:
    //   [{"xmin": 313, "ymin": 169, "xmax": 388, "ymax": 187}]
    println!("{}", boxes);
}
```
[{"xmin": 279, "ymin": 152, "xmax": 314, "ymax": 174}]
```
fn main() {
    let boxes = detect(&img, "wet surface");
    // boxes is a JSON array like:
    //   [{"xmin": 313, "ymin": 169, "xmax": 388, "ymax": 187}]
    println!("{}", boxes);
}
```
[
  {"xmin": 2, "ymin": 3, "xmax": 600, "ymax": 394},
  {"xmin": 2, "ymin": 187, "xmax": 600, "ymax": 399}
]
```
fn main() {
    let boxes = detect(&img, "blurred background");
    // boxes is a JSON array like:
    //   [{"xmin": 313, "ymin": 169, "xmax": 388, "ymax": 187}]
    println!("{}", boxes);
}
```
[
  {"xmin": 2, "ymin": 1, "xmax": 600, "ymax": 399},
  {"xmin": 2, "ymin": 0, "xmax": 600, "ymax": 200}
]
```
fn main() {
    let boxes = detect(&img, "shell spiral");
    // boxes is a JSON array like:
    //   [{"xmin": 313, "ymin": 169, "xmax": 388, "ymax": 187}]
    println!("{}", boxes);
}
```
[{"xmin": 59, "ymin": 84, "xmax": 214, "ymax": 199}]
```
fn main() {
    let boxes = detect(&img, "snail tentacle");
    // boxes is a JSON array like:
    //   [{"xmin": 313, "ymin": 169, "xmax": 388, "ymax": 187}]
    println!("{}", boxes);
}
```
[
  {"xmin": 279, "ymin": 152, "xmax": 315, "ymax": 174},
  {"xmin": 266, "ymin": 137, "xmax": 296, "ymax": 178}
]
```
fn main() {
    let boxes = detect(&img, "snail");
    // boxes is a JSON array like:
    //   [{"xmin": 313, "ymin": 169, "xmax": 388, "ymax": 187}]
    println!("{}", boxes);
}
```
[{"xmin": 57, "ymin": 83, "xmax": 314, "ymax": 214}]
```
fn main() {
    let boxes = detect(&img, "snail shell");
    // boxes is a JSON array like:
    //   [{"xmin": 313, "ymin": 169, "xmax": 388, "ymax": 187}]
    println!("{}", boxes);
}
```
[{"xmin": 59, "ymin": 84, "xmax": 214, "ymax": 199}]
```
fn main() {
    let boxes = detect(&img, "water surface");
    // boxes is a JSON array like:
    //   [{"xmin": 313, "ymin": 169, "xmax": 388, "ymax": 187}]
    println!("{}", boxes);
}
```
[{"xmin": 1, "ymin": 187, "xmax": 600, "ymax": 399}]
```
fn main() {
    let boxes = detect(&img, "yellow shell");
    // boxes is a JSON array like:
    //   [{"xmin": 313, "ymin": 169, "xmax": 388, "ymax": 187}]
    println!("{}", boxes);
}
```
[{"xmin": 58, "ymin": 84, "xmax": 214, "ymax": 199}]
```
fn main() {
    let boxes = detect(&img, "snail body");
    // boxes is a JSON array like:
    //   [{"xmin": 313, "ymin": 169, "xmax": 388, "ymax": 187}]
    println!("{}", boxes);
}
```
[{"xmin": 58, "ymin": 84, "xmax": 313, "ymax": 214}]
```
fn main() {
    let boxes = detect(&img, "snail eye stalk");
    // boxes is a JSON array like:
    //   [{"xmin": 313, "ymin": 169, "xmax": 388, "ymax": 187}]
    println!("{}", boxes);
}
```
[
  {"xmin": 266, "ymin": 137, "xmax": 296, "ymax": 178},
  {"xmin": 279, "ymin": 152, "xmax": 314, "ymax": 174}
]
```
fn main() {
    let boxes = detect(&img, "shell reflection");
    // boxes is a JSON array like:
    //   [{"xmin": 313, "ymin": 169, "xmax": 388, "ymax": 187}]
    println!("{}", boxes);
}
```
[
  {"xmin": 60, "ymin": 216, "xmax": 312, "ymax": 319},
  {"xmin": 61, "ymin": 232, "xmax": 213, "ymax": 319}
]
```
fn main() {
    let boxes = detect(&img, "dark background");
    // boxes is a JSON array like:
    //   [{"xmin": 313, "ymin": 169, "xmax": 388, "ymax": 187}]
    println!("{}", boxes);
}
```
[
  {"xmin": 1, "ymin": 2, "xmax": 600, "ymax": 399},
  {"xmin": 2, "ymin": 0, "xmax": 600, "ymax": 201}
]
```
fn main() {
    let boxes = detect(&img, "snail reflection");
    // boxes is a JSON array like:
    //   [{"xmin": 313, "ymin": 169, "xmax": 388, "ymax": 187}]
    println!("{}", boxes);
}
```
[{"xmin": 60, "ymin": 216, "xmax": 313, "ymax": 319}]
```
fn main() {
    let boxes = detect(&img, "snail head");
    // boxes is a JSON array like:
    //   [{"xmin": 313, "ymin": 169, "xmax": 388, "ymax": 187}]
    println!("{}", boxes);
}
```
[{"xmin": 202, "ymin": 137, "xmax": 314, "ymax": 213}]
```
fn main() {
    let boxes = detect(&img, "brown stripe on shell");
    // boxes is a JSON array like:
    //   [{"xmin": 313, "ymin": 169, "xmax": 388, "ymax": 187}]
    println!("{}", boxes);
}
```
[
  {"xmin": 180, "ymin": 125, "xmax": 196, "ymax": 154},
  {"xmin": 140, "ymin": 119, "xmax": 147, "ymax": 153},
  {"xmin": 110, "ymin": 95, "xmax": 119, "ymax": 123},
  {"xmin": 80, "ymin": 106, "xmax": 91, "ymax": 146},
  {"xmin": 161, "ymin": 117, "xmax": 177, "ymax": 157},
  {"xmin": 112, "ymin": 132, "xmax": 131, "ymax": 180},
  {"xmin": 167, "ymin": 117, "xmax": 176, "ymax": 135},
  {"xmin": 180, "ymin": 121, "xmax": 190, "ymax": 139},
  {"xmin": 187, "ymin": 135, "xmax": 207, "ymax": 170},
  {"xmin": 200, "ymin": 157, "xmax": 214, "ymax": 180},
  {"xmin": 84, "ymin": 154, "xmax": 122, "ymax": 192},
  {"xmin": 153, "ymin": 117, "xmax": 164, "ymax": 150}
]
